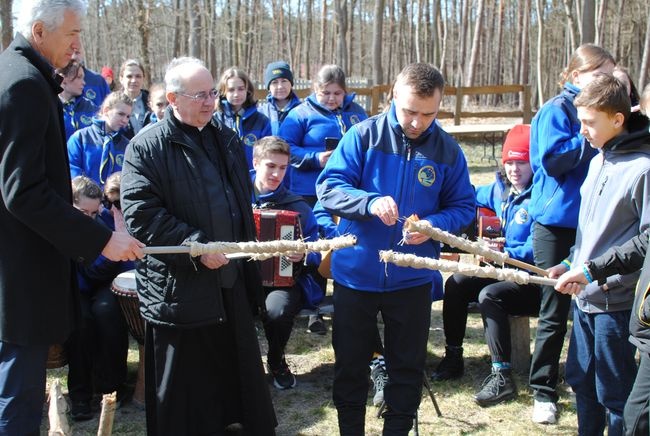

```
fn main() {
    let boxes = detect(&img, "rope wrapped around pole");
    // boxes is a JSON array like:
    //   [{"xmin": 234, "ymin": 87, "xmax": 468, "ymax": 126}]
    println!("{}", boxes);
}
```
[
  {"xmin": 379, "ymin": 250, "xmax": 557, "ymax": 287},
  {"xmin": 142, "ymin": 235, "xmax": 357, "ymax": 258},
  {"xmin": 403, "ymin": 219, "xmax": 548, "ymax": 277}
]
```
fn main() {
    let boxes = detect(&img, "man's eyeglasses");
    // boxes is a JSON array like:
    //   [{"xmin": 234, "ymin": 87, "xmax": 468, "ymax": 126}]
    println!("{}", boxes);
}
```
[
  {"xmin": 176, "ymin": 89, "xmax": 218, "ymax": 101},
  {"xmin": 102, "ymin": 196, "xmax": 121, "ymax": 211}
]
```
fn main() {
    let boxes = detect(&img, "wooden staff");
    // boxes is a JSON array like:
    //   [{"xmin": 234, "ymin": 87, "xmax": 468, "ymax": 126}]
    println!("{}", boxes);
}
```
[
  {"xmin": 404, "ymin": 219, "xmax": 549, "ymax": 277},
  {"xmin": 48, "ymin": 379, "xmax": 70, "ymax": 436},
  {"xmin": 379, "ymin": 250, "xmax": 558, "ymax": 287},
  {"xmin": 143, "ymin": 235, "xmax": 357, "ymax": 257},
  {"xmin": 97, "ymin": 392, "xmax": 117, "ymax": 436}
]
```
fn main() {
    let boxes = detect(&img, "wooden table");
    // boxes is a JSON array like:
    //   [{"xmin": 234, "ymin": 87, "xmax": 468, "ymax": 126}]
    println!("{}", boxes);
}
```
[{"xmin": 444, "ymin": 123, "xmax": 516, "ymax": 163}]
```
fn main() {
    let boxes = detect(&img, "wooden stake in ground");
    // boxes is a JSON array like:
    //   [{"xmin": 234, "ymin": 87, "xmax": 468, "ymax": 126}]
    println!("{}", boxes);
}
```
[
  {"xmin": 379, "ymin": 250, "xmax": 558, "ymax": 287},
  {"xmin": 97, "ymin": 392, "xmax": 117, "ymax": 436},
  {"xmin": 48, "ymin": 379, "xmax": 70, "ymax": 436}
]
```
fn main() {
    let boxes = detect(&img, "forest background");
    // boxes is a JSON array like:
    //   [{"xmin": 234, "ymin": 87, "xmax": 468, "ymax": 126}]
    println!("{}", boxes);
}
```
[{"xmin": 0, "ymin": 0, "xmax": 649, "ymax": 111}]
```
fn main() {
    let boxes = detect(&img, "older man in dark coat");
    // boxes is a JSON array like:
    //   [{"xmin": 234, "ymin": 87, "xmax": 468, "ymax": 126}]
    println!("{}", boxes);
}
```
[
  {"xmin": 121, "ymin": 57, "xmax": 277, "ymax": 435},
  {"xmin": 0, "ymin": 1, "xmax": 144, "ymax": 434}
]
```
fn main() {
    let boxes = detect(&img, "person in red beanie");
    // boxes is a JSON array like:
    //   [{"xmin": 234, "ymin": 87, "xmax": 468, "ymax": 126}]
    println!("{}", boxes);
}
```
[
  {"xmin": 100, "ymin": 66, "xmax": 115, "ymax": 90},
  {"xmin": 431, "ymin": 124, "xmax": 541, "ymax": 406}
]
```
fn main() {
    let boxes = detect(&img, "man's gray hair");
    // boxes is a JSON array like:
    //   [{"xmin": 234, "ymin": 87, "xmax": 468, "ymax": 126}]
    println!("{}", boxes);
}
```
[
  {"xmin": 164, "ymin": 57, "xmax": 207, "ymax": 93},
  {"xmin": 16, "ymin": 0, "xmax": 86, "ymax": 40}
]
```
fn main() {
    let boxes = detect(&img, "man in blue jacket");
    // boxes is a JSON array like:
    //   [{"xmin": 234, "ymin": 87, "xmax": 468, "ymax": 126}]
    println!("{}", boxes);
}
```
[{"xmin": 316, "ymin": 63, "xmax": 475, "ymax": 435}]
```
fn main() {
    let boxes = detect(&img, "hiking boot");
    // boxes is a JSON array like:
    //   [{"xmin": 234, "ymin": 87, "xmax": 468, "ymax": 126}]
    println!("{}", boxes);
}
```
[
  {"xmin": 431, "ymin": 346, "xmax": 464, "ymax": 381},
  {"xmin": 532, "ymin": 399, "xmax": 557, "ymax": 424},
  {"xmin": 307, "ymin": 314, "xmax": 327, "ymax": 335},
  {"xmin": 268, "ymin": 359, "xmax": 297, "ymax": 390},
  {"xmin": 474, "ymin": 366, "xmax": 517, "ymax": 407},
  {"xmin": 370, "ymin": 362, "xmax": 388, "ymax": 406}
]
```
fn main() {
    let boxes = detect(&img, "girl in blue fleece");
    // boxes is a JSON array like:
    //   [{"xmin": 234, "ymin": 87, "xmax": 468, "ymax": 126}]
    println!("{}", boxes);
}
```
[
  {"xmin": 67, "ymin": 92, "xmax": 133, "ymax": 189},
  {"xmin": 528, "ymin": 44, "xmax": 615, "ymax": 425},
  {"xmin": 214, "ymin": 67, "xmax": 271, "ymax": 169},
  {"xmin": 279, "ymin": 64, "xmax": 367, "ymax": 206}
]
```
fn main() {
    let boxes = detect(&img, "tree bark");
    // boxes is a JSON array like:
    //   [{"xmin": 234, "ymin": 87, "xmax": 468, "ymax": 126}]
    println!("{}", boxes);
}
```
[
  {"xmin": 0, "ymin": 0, "xmax": 12, "ymax": 50},
  {"xmin": 465, "ymin": 0, "xmax": 484, "ymax": 87},
  {"xmin": 581, "ymin": 0, "xmax": 596, "ymax": 43},
  {"xmin": 536, "ymin": 0, "xmax": 545, "ymax": 104},
  {"xmin": 639, "ymin": 2, "xmax": 650, "ymax": 89},
  {"xmin": 372, "ymin": 0, "xmax": 385, "ymax": 85}
]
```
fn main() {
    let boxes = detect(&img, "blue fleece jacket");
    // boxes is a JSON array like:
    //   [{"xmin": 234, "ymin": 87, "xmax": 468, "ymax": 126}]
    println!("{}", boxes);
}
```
[
  {"xmin": 316, "ymin": 103, "xmax": 475, "ymax": 293},
  {"xmin": 67, "ymin": 118, "xmax": 130, "ymax": 188},
  {"xmin": 82, "ymin": 67, "xmax": 110, "ymax": 107},
  {"xmin": 214, "ymin": 101, "xmax": 272, "ymax": 169},
  {"xmin": 529, "ymin": 82, "xmax": 597, "ymax": 228},
  {"xmin": 61, "ymin": 96, "xmax": 98, "ymax": 141},
  {"xmin": 476, "ymin": 173, "xmax": 534, "ymax": 264},
  {"xmin": 258, "ymin": 92, "xmax": 302, "ymax": 135},
  {"xmin": 279, "ymin": 93, "xmax": 368, "ymax": 197}
]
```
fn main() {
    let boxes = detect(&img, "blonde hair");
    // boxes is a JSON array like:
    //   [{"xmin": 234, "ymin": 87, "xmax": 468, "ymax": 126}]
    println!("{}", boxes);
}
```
[{"xmin": 560, "ymin": 44, "xmax": 615, "ymax": 86}]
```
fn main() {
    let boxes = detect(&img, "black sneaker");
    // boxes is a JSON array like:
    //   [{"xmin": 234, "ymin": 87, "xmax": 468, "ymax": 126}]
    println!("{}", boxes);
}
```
[
  {"xmin": 431, "ymin": 346, "xmax": 464, "ymax": 381},
  {"xmin": 268, "ymin": 359, "xmax": 297, "ymax": 390},
  {"xmin": 474, "ymin": 366, "xmax": 517, "ymax": 407},
  {"xmin": 70, "ymin": 400, "xmax": 94, "ymax": 421},
  {"xmin": 307, "ymin": 314, "xmax": 327, "ymax": 335}
]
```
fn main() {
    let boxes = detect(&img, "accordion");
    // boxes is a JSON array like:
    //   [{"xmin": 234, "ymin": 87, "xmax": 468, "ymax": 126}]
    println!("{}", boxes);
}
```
[{"xmin": 253, "ymin": 209, "xmax": 303, "ymax": 287}]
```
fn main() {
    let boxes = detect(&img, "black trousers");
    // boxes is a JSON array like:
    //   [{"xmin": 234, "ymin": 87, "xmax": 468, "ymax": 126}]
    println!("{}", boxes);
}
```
[
  {"xmin": 624, "ymin": 351, "xmax": 650, "ymax": 435},
  {"xmin": 530, "ymin": 222, "xmax": 575, "ymax": 403},
  {"xmin": 66, "ymin": 285, "xmax": 128, "ymax": 403},
  {"xmin": 443, "ymin": 274, "xmax": 540, "ymax": 362},
  {"xmin": 332, "ymin": 282, "xmax": 431, "ymax": 436},
  {"xmin": 262, "ymin": 285, "xmax": 303, "ymax": 367}
]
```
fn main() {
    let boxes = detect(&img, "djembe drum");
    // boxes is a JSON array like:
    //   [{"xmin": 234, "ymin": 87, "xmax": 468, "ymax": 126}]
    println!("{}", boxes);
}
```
[{"xmin": 110, "ymin": 270, "xmax": 145, "ymax": 405}]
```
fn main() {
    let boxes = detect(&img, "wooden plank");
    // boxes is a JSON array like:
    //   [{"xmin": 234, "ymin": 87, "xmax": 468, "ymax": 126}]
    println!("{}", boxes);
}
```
[
  {"xmin": 459, "ymin": 110, "xmax": 523, "ymax": 119},
  {"xmin": 444, "ymin": 123, "xmax": 515, "ymax": 135}
]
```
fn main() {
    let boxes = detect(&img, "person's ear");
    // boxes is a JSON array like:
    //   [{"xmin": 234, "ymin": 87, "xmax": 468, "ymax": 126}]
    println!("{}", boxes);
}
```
[
  {"xmin": 613, "ymin": 112, "xmax": 625, "ymax": 128},
  {"xmin": 32, "ymin": 21, "xmax": 44, "ymax": 44},
  {"xmin": 166, "ymin": 91, "xmax": 177, "ymax": 106}
]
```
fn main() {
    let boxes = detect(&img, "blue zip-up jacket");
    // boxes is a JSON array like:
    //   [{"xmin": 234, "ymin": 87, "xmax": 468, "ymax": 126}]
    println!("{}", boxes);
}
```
[
  {"xmin": 214, "ymin": 101, "xmax": 272, "ymax": 169},
  {"xmin": 279, "ymin": 93, "xmax": 368, "ymax": 197},
  {"xmin": 258, "ymin": 92, "xmax": 302, "ymax": 135},
  {"xmin": 316, "ymin": 103, "xmax": 475, "ymax": 292},
  {"xmin": 529, "ymin": 82, "xmax": 597, "ymax": 228},
  {"xmin": 82, "ymin": 66, "xmax": 110, "ymax": 107},
  {"xmin": 67, "ymin": 118, "xmax": 130, "ymax": 188},
  {"xmin": 476, "ymin": 173, "xmax": 534, "ymax": 264},
  {"xmin": 61, "ymin": 95, "xmax": 98, "ymax": 141}
]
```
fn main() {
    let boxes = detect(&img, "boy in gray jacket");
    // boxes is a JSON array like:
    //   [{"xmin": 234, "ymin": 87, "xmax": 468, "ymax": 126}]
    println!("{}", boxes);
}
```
[{"xmin": 548, "ymin": 73, "xmax": 650, "ymax": 434}]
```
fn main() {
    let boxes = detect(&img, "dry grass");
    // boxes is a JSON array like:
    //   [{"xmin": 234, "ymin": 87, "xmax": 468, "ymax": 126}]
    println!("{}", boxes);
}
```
[{"xmin": 42, "ymin": 139, "xmax": 579, "ymax": 435}]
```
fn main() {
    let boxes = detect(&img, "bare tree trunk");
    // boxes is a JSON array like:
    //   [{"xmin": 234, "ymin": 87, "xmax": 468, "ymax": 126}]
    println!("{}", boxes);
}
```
[
  {"xmin": 440, "ymin": 0, "xmax": 448, "ymax": 75},
  {"xmin": 319, "ymin": 0, "xmax": 327, "ymax": 66},
  {"xmin": 372, "ymin": 0, "xmax": 385, "ymax": 85},
  {"xmin": 465, "ymin": 0, "xmax": 484, "ymax": 87},
  {"xmin": 303, "ymin": 0, "xmax": 313, "ymax": 78},
  {"xmin": 536, "ymin": 0, "xmax": 545, "ymax": 104},
  {"xmin": 562, "ymin": 0, "xmax": 578, "ymax": 51},
  {"xmin": 494, "ymin": 0, "xmax": 505, "ymax": 85},
  {"xmin": 333, "ymin": 0, "xmax": 347, "ymax": 71},
  {"xmin": 596, "ymin": 0, "xmax": 608, "ymax": 45},
  {"xmin": 520, "ymin": 0, "xmax": 531, "ymax": 87},
  {"xmin": 612, "ymin": 0, "xmax": 626, "ymax": 60},
  {"xmin": 639, "ymin": 2, "xmax": 650, "ymax": 89},
  {"xmin": 0, "ymin": 0, "xmax": 12, "ymax": 50},
  {"xmin": 581, "ymin": 0, "xmax": 596, "ymax": 43}
]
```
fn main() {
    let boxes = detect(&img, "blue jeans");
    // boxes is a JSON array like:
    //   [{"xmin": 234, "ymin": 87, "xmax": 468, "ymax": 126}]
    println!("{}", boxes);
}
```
[
  {"xmin": 0, "ymin": 341, "xmax": 49, "ymax": 436},
  {"xmin": 566, "ymin": 307, "xmax": 637, "ymax": 436}
]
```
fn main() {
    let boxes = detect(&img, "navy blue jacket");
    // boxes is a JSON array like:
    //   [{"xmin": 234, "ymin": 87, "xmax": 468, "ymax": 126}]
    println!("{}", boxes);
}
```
[
  {"xmin": 82, "ymin": 66, "xmax": 110, "ymax": 107},
  {"xmin": 476, "ymin": 174, "xmax": 534, "ymax": 264},
  {"xmin": 316, "ymin": 103, "xmax": 475, "ymax": 293},
  {"xmin": 214, "ymin": 101, "xmax": 272, "ymax": 169},
  {"xmin": 529, "ymin": 82, "xmax": 597, "ymax": 228},
  {"xmin": 279, "ymin": 93, "xmax": 368, "ymax": 196},
  {"xmin": 258, "ymin": 92, "xmax": 302, "ymax": 135},
  {"xmin": 61, "ymin": 95, "xmax": 98, "ymax": 141}
]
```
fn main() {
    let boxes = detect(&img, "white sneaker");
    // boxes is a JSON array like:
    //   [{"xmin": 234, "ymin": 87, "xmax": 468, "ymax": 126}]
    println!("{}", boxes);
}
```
[{"xmin": 532, "ymin": 399, "xmax": 557, "ymax": 424}]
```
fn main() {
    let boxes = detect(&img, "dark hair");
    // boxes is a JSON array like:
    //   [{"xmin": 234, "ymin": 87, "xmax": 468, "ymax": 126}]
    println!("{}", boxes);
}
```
[
  {"xmin": 59, "ymin": 61, "xmax": 82, "ymax": 81},
  {"xmin": 560, "ymin": 44, "xmax": 615, "ymax": 86},
  {"xmin": 216, "ymin": 67, "xmax": 257, "ymax": 111},
  {"xmin": 574, "ymin": 73, "xmax": 631, "ymax": 121},
  {"xmin": 613, "ymin": 66, "xmax": 640, "ymax": 107},
  {"xmin": 313, "ymin": 65, "xmax": 347, "ymax": 92},
  {"xmin": 119, "ymin": 59, "xmax": 145, "ymax": 79},
  {"xmin": 395, "ymin": 63, "xmax": 445, "ymax": 97},
  {"xmin": 253, "ymin": 136, "xmax": 290, "ymax": 161}
]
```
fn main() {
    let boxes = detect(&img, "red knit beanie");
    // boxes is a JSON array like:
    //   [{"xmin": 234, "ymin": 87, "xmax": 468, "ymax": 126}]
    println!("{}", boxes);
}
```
[
  {"xmin": 502, "ymin": 124, "xmax": 530, "ymax": 165},
  {"xmin": 101, "ymin": 66, "xmax": 114, "ymax": 80}
]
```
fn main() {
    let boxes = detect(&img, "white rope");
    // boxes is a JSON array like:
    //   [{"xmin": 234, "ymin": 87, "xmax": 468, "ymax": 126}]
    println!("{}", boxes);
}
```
[
  {"xmin": 379, "ymin": 250, "xmax": 557, "ymax": 287},
  {"xmin": 187, "ymin": 235, "xmax": 357, "ymax": 257}
]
